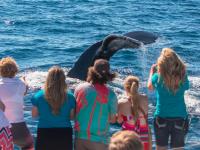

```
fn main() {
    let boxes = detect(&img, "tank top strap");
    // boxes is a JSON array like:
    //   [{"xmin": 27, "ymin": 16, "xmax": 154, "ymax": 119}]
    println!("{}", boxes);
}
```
[{"xmin": 121, "ymin": 114, "xmax": 133, "ymax": 121}]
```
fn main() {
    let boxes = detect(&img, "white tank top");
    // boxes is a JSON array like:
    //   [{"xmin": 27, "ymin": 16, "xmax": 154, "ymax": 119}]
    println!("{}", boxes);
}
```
[
  {"xmin": 0, "ymin": 110, "xmax": 10, "ymax": 128},
  {"xmin": 0, "ymin": 77, "xmax": 26, "ymax": 123}
]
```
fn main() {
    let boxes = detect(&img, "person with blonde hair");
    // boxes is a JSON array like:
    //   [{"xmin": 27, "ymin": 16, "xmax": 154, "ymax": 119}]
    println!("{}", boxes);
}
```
[
  {"xmin": 147, "ymin": 48, "xmax": 189, "ymax": 150},
  {"xmin": 109, "ymin": 130, "xmax": 143, "ymax": 150},
  {"xmin": 0, "ymin": 100, "xmax": 13, "ymax": 150},
  {"xmin": 0, "ymin": 57, "xmax": 34, "ymax": 150},
  {"xmin": 74, "ymin": 59, "xmax": 118, "ymax": 150},
  {"xmin": 118, "ymin": 75, "xmax": 151, "ymax": 150},
  {"xmin": 31, "ymin": 66, "xmax": 75, "ymax": 150}
]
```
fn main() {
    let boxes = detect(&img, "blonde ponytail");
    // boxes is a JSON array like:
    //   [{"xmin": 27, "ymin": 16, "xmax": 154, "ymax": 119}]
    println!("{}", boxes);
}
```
[{"xmin": 124, "ymin": 76, "xmax": 145, "ymax": 120}]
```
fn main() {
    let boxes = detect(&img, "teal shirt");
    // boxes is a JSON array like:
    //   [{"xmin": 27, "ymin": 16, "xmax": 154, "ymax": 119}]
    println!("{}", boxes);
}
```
[
  {"xmin": 74, "ymin": 83, "xmax": 117, "ymax": 144},
  {"xmin": 31, "ymin": 90, "xmax": 75, "ymax": 128},
  {"xmin": 152, "ymin": 73, "xmax": 189, "ymax": 118}
]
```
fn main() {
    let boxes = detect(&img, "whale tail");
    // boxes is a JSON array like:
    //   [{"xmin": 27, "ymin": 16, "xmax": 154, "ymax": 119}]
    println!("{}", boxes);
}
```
[{"xmin": 67, "ymin": 31, "xmax": 158, "ymax": 80}]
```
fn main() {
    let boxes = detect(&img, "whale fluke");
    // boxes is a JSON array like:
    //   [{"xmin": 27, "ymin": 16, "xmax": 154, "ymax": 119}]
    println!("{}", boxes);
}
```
[
  {"xmin": 124, "ymin": 31, "xmax": 157, "ymax": 44},
  {"xmin": 94, "ymin": 35, "xmax": 142, "ymax": 60},
  {"xmin": 68, "ymin": 31, "xmax": 158, "ymax": 80}
]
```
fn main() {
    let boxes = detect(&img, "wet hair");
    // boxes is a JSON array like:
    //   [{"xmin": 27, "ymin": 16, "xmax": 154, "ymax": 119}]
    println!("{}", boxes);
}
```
[
  {"xmin": 157, "ymin": 48, "xmax": 186, "ymax": 93},
  {"xmin": 44, "ymin": 66, "xmax": 67, "ymax": 115},
  {"xmin": 109, "ymin": 130, "xmax": 143, "ymax": 150},
  {"xmin": 0, "ymin": 57, "xmax": 19, "ymax": 78},
  {"xmin": 87, "ymin": 59, "xmax": 116, "ymax": 84},
  {"xmin": 124, "ymin": 76, "xmax": 145, "ymax": 120}
]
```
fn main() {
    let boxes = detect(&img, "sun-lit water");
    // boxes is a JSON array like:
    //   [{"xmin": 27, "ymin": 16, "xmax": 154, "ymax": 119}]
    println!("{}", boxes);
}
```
[{"xmin": 0, "ymin": 0, "xmax": 200, "ymax": 149}]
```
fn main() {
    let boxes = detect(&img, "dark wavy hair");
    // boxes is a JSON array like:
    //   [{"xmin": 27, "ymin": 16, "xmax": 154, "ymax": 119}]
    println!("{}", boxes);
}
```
[{"xmin": 86, "ymin": 59, "xmax": 116, "ymax": 84}]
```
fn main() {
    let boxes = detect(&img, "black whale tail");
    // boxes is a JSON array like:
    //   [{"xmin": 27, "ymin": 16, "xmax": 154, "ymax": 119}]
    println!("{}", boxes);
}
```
[{"xmin": 67, "ymin": 31, "xmax": 158, "ymax": 81}]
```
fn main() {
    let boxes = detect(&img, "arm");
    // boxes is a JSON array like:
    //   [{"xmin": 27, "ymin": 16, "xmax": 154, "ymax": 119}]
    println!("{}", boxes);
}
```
[
  {"xmin": 32, "ymin": 106, "xmax": 39, "ymax": 118},
  {"xmin": 109, "ymin": 114, "xmax": 117, "ymax": 124},
  {"xmin": 140, "ymin": 95, "xmax": 148, "ymax": 116},
  {"xmin": 109, "ymin": 91, "xmax": 118, "ymax": 124},
  {"xmin": 21, "ymin": 76, "xmax": 29, "ymax": 95},
  {"xmin": 70, "ymin": 108, "xmax": 75, "ymax": 120},
  {"xmin": 0, "ymin": 100, "xmax": 5, "ymax": 112},
  {"xmin": 147, "ymin": 64, "xmax": 157, "ymax": 91},
  {"xmin": 117, "ymin": 102, "xmax": 123, "ymax": 124}
]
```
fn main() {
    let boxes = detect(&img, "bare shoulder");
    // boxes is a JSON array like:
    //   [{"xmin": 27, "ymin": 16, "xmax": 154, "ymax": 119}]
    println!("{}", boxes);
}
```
[
  {"xmin": 140, "ymin": 94, "xmax": 148, "ymax": 101},
  {"xmin": 118, "ymin": 98, "xmax": 130, "ymax": 111},
  {"xmin": 118, "ymin": 98, "xmax": 129, "ymax": 106}
]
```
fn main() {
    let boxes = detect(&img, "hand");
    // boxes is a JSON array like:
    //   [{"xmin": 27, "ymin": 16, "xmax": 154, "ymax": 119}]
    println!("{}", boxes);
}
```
[
  {"xmin": 21, "ymin": 76, "xmax": 29, "ymax": 95},
  {"xmin": 20, "ymin": 76, "xmax": 26, "ymax": 82},
  {"xmin": 117, "ymin": 114, "xmax": 123, "ymax": 124}
]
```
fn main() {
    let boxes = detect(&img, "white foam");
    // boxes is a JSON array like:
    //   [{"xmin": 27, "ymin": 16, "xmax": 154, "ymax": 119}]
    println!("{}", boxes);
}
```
[
  {"xmin": 22, "ymin": 70, "xmax": 48, "ymax": 90},
  {"xmin": 185, "ymin": 76, "xmax": 200, "ymax": 116},
  {"xmin": 18, "ymin": 69, "xmax": 200, "ymax": 117},
  {"xmin": 18, "ymin": 69, "xmax": 84, "ymax": 91}
]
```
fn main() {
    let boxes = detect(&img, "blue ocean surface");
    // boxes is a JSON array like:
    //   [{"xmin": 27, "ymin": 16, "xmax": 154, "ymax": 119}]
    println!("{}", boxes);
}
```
[{"xmin": 0, "ymin": 0, "xmax": 200, "ymax": 149}]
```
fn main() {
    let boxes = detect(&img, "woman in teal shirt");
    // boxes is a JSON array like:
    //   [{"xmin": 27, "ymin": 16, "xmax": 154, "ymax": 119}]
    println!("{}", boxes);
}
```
[
  {"xmin": 147, "ymin": 48, "xmax": 189, "ymax": 150},
  {"xmin": 31, "ymin": 66, "xmax": 75, "ymax": 150}
]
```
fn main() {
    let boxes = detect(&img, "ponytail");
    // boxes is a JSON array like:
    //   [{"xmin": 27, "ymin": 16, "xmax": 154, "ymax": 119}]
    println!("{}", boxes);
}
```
[{"xmin": 124, "ymin": 76, "xmax": 146, "ymax": 121}]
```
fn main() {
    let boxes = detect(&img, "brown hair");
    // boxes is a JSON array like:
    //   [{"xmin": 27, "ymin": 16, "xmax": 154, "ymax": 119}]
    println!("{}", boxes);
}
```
[
  {"xmin": 0, "ymin": 57, "xmax": 19, "ymax": 78},
  {"xmin": 87, "ymin": 59, "xmax": 116, "ymax": 84},
  {"xmin": 157, "ymin": 48, "xmax": 186, "ymax": 93},
  {"xmin": 44, "ymin": 66, "xmax": 67, "ymax": 115},
  {"xmin": 109, "ymin": 130, "xmax": 143, "ymax": 150},
  {"xmin": 124, "ymin": 76, "xmax": 145, "ymax": 120}
]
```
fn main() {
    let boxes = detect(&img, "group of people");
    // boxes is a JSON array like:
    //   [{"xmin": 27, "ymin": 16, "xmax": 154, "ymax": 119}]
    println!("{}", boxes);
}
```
[{"xmin": 0, "ymin": 47, "xmax": 189, "ymax": 150}]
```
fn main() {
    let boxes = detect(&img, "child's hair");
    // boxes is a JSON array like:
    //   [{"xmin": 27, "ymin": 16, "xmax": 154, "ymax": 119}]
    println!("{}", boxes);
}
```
[
  {"xmin": 124, "ymin": 76, "xmax": 145, "ymax": 120},
  {"xmin": 157, "ymin": 48, "xmax": 186, "ymax": 93},
  {"xmin": 0, "ymin": 57, "xmax": 19, "ymax": 78},
  {"xmin": 44, "ymin": 66, "xmax": 67, "ymax": 115},
  {"xmin": 109, "ymin": 130, "xmax": 143, "ymax": 150}
]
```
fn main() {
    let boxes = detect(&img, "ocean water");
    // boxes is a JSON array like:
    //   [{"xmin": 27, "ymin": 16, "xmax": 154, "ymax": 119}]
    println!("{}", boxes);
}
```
[{"xmin": 0, "ymin": 0, "xmax": 200, "ymax": 149}]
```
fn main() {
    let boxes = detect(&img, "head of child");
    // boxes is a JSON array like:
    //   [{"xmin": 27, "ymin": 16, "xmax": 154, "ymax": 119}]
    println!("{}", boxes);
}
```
[
  {"xmin": 124, "ymin": 76, "xmax": 139, "ymax": 96},
  {"xmin": 87, "ymin": 59, "xmax": 116, "ymax": 84},
  {"xmin": 157, "ymin": 48, "xmax": 186, "ymax": 93},
  {"xmin": 109, "ymin": 130, "xmax": 143, "ymax": 150},
  {"xmin": 124, "ymin": 76, "xmax": 143, "ymax": 119},
  {"xmin": 0, "ymin": 57, "xmax": 19, "ymax": 78},
  {"xmin": 44, "ymin": 66, "xmax": 67, "ymax": 115}
]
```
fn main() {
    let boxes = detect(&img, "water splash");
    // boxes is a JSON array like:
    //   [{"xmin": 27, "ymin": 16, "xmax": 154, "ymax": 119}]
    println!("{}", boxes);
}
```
[{"xmin": 3, "ymin": 20, "xmax": 15, "ymax": 26}]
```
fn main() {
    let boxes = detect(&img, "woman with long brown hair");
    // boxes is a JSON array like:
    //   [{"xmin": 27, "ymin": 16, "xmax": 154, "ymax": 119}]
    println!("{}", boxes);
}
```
[
  {"xmin": 147, "ymin": 48, "xmax": 189, "ymax": 150},
  {"xmin": 74, "ymin": 59, "xmax": 118, "ymax": 150},
  {"xmin": 118, "ymin": 75, "xmax": 151, "ymax": 150},
  {"xmin": 31, "ymin": 66, "xmax": 75, "ymax": 150}
]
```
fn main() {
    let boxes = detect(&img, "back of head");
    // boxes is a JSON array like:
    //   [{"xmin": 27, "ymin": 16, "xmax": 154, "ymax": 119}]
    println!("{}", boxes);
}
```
[
  {"xmin": 87, "ymin": 59, "xmax": 116, "ymax": 84},
  {"xmin": 157, "ymin": 48, "xmax": 186, "ymax": 93},
  {"xmin": 124, "ymin": 76, "xmax": 144, "ymax": 119},
  {"xmin": 45, "ymin": 66, "xmax": 67, "ymax": 115},
  {"xmin": 0, "ymin": 57, "xmax": 19, "ymax": 78},
  {"xmin": 109, "ymin": 130, "xmax": 143, "ymax": 150},
  {"xmin": 124, "ymin": 76, "xmax": 139, "ymax": 96}
]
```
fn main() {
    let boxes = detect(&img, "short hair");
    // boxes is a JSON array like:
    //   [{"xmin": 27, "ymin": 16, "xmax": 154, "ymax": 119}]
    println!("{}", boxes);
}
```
[
  {"xmin": 109, "ymin": 130, "xmax": 143, "ymax": 150},
  {"xmin": 87, "ymin": 59, "xmax": 116, "ymax": 84},
  {"xmin": 0, "ymin": 57, "xmax": 19, "ymax": 78}
]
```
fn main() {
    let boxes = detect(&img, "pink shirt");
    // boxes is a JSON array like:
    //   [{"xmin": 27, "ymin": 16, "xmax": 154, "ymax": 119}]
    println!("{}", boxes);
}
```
[{"xmin": 0, "ymin": 77, "xmax": 26, "ymax": 123}]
